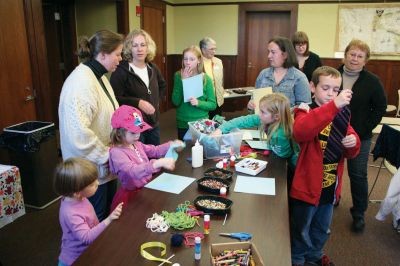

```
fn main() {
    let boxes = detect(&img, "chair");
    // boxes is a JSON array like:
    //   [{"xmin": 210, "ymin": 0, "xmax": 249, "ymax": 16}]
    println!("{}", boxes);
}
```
[{"xmin": 370, "ymin": 124, "xmax": 400, "ymax": 202}]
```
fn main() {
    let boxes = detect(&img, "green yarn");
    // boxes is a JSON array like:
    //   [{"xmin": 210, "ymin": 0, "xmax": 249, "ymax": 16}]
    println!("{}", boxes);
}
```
[{"xmin": 161, "ymin": 210, "xmax": 197, "ymax": 230}]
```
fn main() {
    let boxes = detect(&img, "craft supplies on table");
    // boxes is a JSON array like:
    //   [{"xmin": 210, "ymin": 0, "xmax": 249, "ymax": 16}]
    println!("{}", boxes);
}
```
[
  {"xmin": 188, "ymin": 119, "xmax": 243, "ymax": 159},
  {"xmin": 204, "ymin": 214, "xmax": 210, "ymax": 234},
  {"xmin": 235, "ymin": 158, "xmax": 268, "ymax": 176},
  {"xmin": 203, "ymin": 167, "xmax": 233, "ymax": 182},
  {"xmin": 144, "ymin": 173, "xmax": 195, "ymax": 194},
  {"xmin": 210, "ymin": 242, "xmax": 265, "ymax": 266},
  {"xmin": 219, "ymin": 232, "xmax": 252, "ymax": 241},
  {"xmin": 234, "ymin": 175, "xmax": 276, "ymax": 196},
  {"xmin": 197, "ymin": 177, "xmax": 230, "ymax": 195},
  {"xmin": 191, "ymin": 140, "xmax": 203, "ymax": 168},
  {"xmin": 194, "ymin": 195, "xmax": 233, "ymax": 216}
]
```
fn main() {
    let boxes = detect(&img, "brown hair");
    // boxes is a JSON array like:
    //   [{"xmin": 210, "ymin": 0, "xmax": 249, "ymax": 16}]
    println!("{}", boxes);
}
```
[
  {"xmin": 54, "ymin": 158, "xmax": 98, "ymax": 197},
  {"xmin": 259, "ymin": 93, "xmax": 294, "ymax": 146},
  {"xmin": 77, "ymin": 30, "xmax": 123, "ymax": 61},
  {"xmin": 292, "ymin": 31, "xmax": 310, "ymax": 56},
  {"xmin": 311, "ymin": 66, "xmax": 341, "ymax": 86},
  {"xmin": 123, "ymin": 29, "xmax": 156, "ymax": 62},
  {"xmin": 269, "ymin": 36, "xmax": 298, "ymax": 68},
  {"xmin": 110, "ymin": 128, "xmax": 128, "ymax": 146},
  {"xmin": 344, "ymin": 39, "xmax": 371, "ymax": 61}
]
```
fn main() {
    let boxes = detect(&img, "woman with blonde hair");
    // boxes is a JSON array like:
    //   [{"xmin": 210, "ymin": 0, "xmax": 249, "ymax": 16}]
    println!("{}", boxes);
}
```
[
  {"xmin": 110, "ymin": 29, "xmax": 166, "ymax": 145},
  {"xmin": 172, "ymin": 45, "xmax": 216, "ymax": 140}
]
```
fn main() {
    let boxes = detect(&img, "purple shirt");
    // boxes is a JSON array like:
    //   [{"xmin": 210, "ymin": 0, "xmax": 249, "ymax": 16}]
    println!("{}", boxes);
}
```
[
  {"xmin": 58, "ymin": 197, "xmax": 107, "ymax": 265},
  {"xmin": 109, "ymin": 141, "xmax": 171, "ymax": 190}
]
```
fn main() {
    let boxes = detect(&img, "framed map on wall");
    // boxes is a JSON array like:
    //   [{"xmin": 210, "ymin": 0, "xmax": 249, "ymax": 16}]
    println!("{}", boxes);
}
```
[{"xmin": 337, "ymin": 4, "xmax": 400, "ymax": 55}]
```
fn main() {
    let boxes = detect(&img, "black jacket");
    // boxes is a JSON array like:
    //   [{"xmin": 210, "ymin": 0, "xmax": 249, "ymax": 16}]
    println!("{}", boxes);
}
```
[
  {"xmin": 338, "ymin": 65, "xmax": 387, "ymax": 140},
  {"xmin": 302, "ymin": 51, "xmax": 322, "ymax": 82},
  {"xmin": 110, "ymin": 60, "xmax": 166, "ymax": 126}
]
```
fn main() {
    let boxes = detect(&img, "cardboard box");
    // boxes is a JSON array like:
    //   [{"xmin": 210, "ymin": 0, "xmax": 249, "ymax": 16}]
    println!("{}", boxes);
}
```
[
  {"xmin": 210, "ymin": 241, "xmax": 265, "ymax": 266},
  {"xmin": 188, "ymin": 121, "xmax": 243, "ymax": 159},
  {"xmin": 235, "ymin": 158, "xmax": 267, "ymax": 176}
]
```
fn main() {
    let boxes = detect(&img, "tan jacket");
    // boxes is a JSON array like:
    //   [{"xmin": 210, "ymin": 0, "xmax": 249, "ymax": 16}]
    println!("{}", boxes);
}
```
[{"xmin": 205, "ymin": 57, "xmax": 224, "ymax": 107}]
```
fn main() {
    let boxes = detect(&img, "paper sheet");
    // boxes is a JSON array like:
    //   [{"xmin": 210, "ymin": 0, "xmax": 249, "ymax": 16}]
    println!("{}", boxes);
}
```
[
  {"xmin": 234, "ymin": 175, "xmax": 275, "ymax": 195},
  {"xmin": 246, "ymin": 140, "xmax": 269, "ymax": 150},
  {"xmin": 253, "ymin": 87, "xmax": 273, "ymax": 115},
  {"xmin": 183, "ymin": 74, "xmax": 203, "ymax": 102},
  {"xmin": 240, "ymin": 129, "xmax": 265, "ymax": 140},
  {"xmin": 144, "ymin": 173, "xmax": 195, "ymax": 194}
]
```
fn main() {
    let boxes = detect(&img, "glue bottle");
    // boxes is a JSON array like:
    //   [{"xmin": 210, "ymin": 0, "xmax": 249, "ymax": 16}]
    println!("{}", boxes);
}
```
[
  {"xmin": 192, "ymin": 140, "xmax": 203, "ymax": 168},
  {"xmin": 230, "ymin": 155, "xmax": 236, "ymax": 167},
  {"xmin": 194, "ymin": 236, "xmax": 201, "ymax": 260},
  {"xmin": 204, "ymin": 214, "xmax": 210, "ymax": 234},
  {"xmin": 222, "ymin": 158, "xmax": 228, "ymax": 169}
]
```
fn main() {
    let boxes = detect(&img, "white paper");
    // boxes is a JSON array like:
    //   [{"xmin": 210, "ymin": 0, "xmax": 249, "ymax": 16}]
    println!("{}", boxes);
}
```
[
  {"xmin": 240, "ymin": 129, "xmax": 264, "ymax": 140},
  {"xmin": 183, "ymin": 74, "xmax": 203, "ymax": 102},
  {"xmin": 144, "ymin": 173, "xmax": 195, "ymax": 194},
  {"xmin": 246, "ymin": 140, "xmax": 269, "ymax": 150},
  {"xmin": 234, "ymin": 175, "xmax": 275, "ymax": 195}
]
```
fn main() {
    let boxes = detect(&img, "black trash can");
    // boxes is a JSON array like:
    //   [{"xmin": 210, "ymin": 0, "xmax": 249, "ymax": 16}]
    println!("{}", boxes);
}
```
[{"xmin": 0, "ymin": 121, "xmax": 60, "ymax": 209}]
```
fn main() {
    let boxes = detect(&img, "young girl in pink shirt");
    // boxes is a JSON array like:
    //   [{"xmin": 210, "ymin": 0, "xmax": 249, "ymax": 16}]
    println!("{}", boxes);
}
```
[
  {"xmin": 54, "ymin": 158, "xmax": 123, "ymax": 266},
  {"xmin": 109, "ymin": 105, "xmax": 183, "ymax": 210}
]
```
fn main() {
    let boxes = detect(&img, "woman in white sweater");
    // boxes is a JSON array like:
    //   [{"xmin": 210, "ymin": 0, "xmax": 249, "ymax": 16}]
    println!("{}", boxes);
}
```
[{"xmin": 58, "ymin": 30, "xmax": 123, "ymax": 221}]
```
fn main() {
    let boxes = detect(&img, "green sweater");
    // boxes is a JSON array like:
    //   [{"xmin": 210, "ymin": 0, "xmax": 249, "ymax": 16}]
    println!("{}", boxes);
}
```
[
  {"xmin": 219, "ymin": 114, "xmax": 299, "ymax": 167},
  {"xmin": 172, "ymin": 72, "xmax": 216, "ymax": 129}
]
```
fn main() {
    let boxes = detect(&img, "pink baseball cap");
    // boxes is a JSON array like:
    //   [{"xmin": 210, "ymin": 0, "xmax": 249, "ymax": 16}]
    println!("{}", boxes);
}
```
[{"xmin": 111, "ymin": 105, "xmax": 152, "ymax": 133}]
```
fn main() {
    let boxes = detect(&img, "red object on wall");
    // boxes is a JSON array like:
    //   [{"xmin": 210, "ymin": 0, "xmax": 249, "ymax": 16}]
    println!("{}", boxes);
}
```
[{"xmin": 136, "ymin": 6, "xmax": 141, "ymax": 17}]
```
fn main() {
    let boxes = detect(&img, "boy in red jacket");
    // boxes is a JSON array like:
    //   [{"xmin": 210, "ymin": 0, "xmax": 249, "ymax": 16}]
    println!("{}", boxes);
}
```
[{"xmin": 290, "ymin": 66, "xmax": 360, "ymax": 266}]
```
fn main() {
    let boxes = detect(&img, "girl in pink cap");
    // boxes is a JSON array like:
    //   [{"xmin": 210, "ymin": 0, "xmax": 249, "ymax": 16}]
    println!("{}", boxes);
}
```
[{"xmin": 109, "ymin": 105, "xmax": 183, "ymax": 210}]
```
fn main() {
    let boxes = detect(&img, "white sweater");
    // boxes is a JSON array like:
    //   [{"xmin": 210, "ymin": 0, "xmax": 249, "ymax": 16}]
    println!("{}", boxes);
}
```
[{"xmin": 58, "ymin": 64, "xmax": 119, "ymax": 184}]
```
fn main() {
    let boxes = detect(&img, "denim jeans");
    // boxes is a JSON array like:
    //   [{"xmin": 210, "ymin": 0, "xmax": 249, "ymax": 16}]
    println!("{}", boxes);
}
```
[
  {"xmin": 88, "ymin": 179, "xmax": 117, "ymax": 221},
  {"xmin": 347, "ymin": 138, "xmax": 371, "ymax": 219},
  {"xmin": 139, "ymin": 126, "xmax": 160, "ymax": 145},
  {"xmin": 290, "ymin": 201, "xmax": 334, "ymax": 264}
]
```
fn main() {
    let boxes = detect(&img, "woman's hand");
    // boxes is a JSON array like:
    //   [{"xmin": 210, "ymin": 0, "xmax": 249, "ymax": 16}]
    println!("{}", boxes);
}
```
[
  {"xmin": 189, "ymin": 97, "xmax": 199, "ymax": 106},
  {"xmin": 139, "ymin": 100, "xmax": 155, "ymax": 115},
  {"xmin": 182, "ymin": 67, "xmax": 192, "ymax": 79},
  {"xmin": 247, "ymin": 99, "xmax": 256, "ymax": 110}
]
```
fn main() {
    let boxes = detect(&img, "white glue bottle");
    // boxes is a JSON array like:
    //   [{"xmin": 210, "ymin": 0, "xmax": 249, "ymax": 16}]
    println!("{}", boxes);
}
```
[{"xmin": 192, "ymin": 140, "xmax": 203, "ymax": 168}]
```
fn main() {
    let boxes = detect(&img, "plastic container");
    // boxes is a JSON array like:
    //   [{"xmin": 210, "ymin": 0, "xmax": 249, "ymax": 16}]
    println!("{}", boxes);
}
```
[
  {"xmin": 191, "ymin": 140, "xmax": 203, "ymax": 168},
  {"xmin": 194, "ymin": 195, "xmax": 233, "ymax": 216},
  {"xmin": 0, "ymin": 121, "xmax": 59, "ymax": 209},
  {"xmin": 203, "ymin": 168, "xmax": 233, "ymax": 182},
  {"xmin": 188, "ymin": 121, "xmax": 243, "ymax": 159},
  {"xmin": 197, "ymin": 177, "xmax": 230, "ymax": 195}
]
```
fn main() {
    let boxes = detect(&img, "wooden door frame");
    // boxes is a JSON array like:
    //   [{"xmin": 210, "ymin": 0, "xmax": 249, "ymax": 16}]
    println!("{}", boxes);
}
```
[{"xmin": 236, "ymin": 3, "xmax": 298, "ymax": 87}]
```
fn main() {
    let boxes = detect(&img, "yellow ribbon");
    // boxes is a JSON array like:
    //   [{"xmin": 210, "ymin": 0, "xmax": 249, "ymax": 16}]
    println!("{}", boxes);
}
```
[{"xmin": 140, "ymin": 242, "xmax": 172, "ymax": 264}]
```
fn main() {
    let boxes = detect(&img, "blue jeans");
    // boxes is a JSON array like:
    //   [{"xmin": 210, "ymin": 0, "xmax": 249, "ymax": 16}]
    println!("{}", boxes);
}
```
[
  {"xmin": 290, "ymin": 201, "xmax": 334, "ymax": 264},
  {"xmin": 347, "ymin": 138, "xmax": 371, "ymax": 219},
  {"xmin": 140, "ymin": 126, "xmax": 160, "ymax": 145},
  {"xmin": 88, "ymin": 179, "xmax": 117, "ymax": 221}
]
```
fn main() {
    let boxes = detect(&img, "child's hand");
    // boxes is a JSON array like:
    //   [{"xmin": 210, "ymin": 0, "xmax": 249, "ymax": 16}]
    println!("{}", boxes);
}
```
[
  {"xmin": 173, "ymin": 140, "xmax": 185, "ymax": 152},
  {"xmin": 342, "ymin": 134, "xmax": 357, "ymax": 148},
  {"xmin": 104, "ymin": 202, "xmax": 123, "ymax": 225},
  {"xmin": 189, "ymin": 97, "xmax": 199, "ymax": 106},
  {"xmin": 182, "ymin": 67, "xmax": 192, "ymax": 79},
  {"xmin": 154, "ymin": 158, "xmax": 176, "ymax": 171},
  {"xmin": 334, "ymin": 89, "xmax": 352, "ymax": 109},
  {"xmin": 247, "ymin": 99, "xmax": 255, "ymax": 110},
  {"xmin": 210, "ymin": 129, "xmax": 222, "ymax": 137}
]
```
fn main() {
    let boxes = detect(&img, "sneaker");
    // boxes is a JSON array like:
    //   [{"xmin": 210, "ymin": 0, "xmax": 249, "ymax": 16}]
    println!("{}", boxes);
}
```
[
  {"xmin": 352, "ymin": 217, "xmax": 365, "ymax": 233},
  {"xmin": 309, "ymin": 254, "xmax": 335, "ymax": 266}
]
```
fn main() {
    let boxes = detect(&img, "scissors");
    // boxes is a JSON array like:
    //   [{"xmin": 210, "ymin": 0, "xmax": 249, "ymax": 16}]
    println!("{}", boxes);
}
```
[{"xmin": 219, "ymin": 232, "xmax": 252, "ymax": 241}]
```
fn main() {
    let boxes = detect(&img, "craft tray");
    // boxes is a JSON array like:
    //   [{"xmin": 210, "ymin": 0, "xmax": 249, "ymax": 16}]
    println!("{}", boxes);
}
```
[
  {"xmin": 203, "ymin": 168, "xmax": 233, "ymax": 182},
  {"xmin": 194, "ymin": 195, "xmax": 233, "ymax": 216},
  {"xmin": 197, "ymin": 177, "xmax": 230, "ymax": 195}
]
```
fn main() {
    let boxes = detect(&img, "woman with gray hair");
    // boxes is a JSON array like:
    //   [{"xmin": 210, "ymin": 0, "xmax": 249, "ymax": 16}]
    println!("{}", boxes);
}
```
[
  {"xmin": 110, "ymin": 29, "xmax": 166, "ymax": 145},
  {"xmin": 199, "ymin": 37, "xmax": 224, "ymax": 118}
]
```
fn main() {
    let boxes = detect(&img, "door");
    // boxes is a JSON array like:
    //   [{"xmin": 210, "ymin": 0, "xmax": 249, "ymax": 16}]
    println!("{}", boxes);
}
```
[
  {"xmin": 246, "ymin": 12, "xmax": 291, "ymax": 86},
  {"xmin": 0, "ymin": 0, "xmax": 37, "ymax": 130},
  {"xmin": 141, "ymin": 0, "xmax": 167, "ymax": 112}
]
